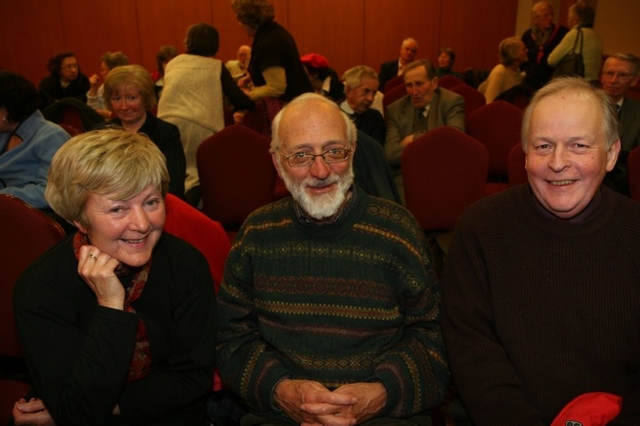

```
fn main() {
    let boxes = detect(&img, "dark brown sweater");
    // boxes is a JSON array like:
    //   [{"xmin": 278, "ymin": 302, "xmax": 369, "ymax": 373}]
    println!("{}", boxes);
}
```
[{"xmin": 443, "ymin": 184, "xmax": 640, "ymax": 425}]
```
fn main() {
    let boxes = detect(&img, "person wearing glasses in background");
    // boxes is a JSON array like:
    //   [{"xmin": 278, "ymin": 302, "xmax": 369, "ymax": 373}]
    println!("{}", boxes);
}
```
[
  {"xmin": 600, "ymin": 52, "xmax": 640, "ymax": 195},
  {"xmin": 38, "ymin": 50, "xmax": 91, "ymax": 109},
  {"xmin": 216, "ymin": 93, "xmax": 449, "ymax": 426}
]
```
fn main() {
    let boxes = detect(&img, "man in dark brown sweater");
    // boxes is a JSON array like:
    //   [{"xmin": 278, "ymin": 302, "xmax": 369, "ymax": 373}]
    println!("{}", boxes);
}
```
[{"xmin": 443, "ymin": 77, "xmax": 640, "ymax": 425}]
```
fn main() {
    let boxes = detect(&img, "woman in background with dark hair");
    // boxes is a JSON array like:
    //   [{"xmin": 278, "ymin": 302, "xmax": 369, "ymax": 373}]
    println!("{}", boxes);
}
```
[
  {"xmin": 38, "ymin": 50, "xmax": 90, "ymax": 108},
  {"xmin": 0, "ymin": 69, "xmax": 69, "ymax": 210},
  {"xmin": 436, "ymin": 47, "xmax": 463, "ymax": 78},
  {"xmin": 158, "ymin": 22, "xmax": 254, "ymax": 206}
]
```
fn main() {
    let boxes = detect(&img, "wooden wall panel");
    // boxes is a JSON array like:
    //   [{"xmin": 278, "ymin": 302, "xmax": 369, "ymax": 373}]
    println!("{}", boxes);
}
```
[
  {"xmin": 287, "ymin": 0, "xmax": 365, "ymax": 77},
  {"xmin": 2, "ymin": 0, "xmax": 521, "ymax": 89},
  {"xmin": 439, "ymin": 0, "xmax": 520, "ymax": 72},
  {"xmin": 0, "ymin": 0, "xmax": 66, "ymax": 85},
  {"xmin": 136, "ymin": 0, "xmax": 213, "ymax": 72},
  {"xmin": 58, "ymin": 0, "xmax": 141, "ymax": 79},
  {"xmin": 364, "ymin": 0, "xmax": 442, "ymax": 74}
]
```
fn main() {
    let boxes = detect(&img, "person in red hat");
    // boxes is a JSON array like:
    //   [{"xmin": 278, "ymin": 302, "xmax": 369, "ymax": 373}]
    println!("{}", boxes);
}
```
[{"xmin": 300, "ymin": 53, "xmax": 344, "ymax": 102}]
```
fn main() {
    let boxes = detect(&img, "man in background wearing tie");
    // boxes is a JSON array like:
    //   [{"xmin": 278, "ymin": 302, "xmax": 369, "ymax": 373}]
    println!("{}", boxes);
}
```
[
  {"xmin": 600, "ymin": 52, "xmax": 640, "ymax": 195},
  {"xmin": 384, "ymin": 59, "xmax": 465, "ymax": 202}
]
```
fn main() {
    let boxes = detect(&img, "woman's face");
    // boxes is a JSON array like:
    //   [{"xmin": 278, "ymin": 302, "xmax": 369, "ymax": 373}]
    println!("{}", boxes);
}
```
[
  {"xmin": 76, "ymin": 185, "xmax": 165, "ymax": 267},
  {"xmin": 110, "ymin": 84, "xmax": 147, "ymax": 128},
  {"xmin": 99, "ymin": 61, "xmax": 110, "ymax": 79},
  {"xmin": 437, "ymin": 52, "xmax": 452, "ymax": 69},
  {"xmin": 59, "ymin": 56, "xmax": 79, "ymax": 83}
]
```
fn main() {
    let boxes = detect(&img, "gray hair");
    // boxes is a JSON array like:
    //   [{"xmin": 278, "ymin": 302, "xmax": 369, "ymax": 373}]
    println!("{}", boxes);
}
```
[
  {"xmin": 606, "ymin": 52, "xmax": 640, "ymax": 76},
  {"xmin": 342, "ymin": 65, "xmax": 378, "ymax": 92},
  {"xmin": 270, "ymin": 93, "xmax": 357, "ymax": 153},
  {"xmin": 521, "ymin": 77, "xmax": 618, "ymax": 150}
]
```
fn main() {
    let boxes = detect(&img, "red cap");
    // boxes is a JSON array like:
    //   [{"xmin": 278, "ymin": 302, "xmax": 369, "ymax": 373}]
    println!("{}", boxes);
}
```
[
  {"xmin": 551, "ymin": 392, "xmax": 622, "ymax": 426},
  {"xmin": 300, "ymin": 53, "xmax": 329, "ymax": 69}
]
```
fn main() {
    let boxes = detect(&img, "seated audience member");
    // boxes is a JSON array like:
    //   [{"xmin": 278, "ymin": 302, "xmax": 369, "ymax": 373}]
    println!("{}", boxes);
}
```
[
  {"xmin": 436, "ymin": 47, "xmax": 463, "ymax": 78},
  {"xmin": 38, "ymin": 50, "xmax": 91, "ymax": 109},
  {"xmin": 300, "ymin": 52, "xmax": 344, "ymax": 101},
  {"xmin": 478, "ymin": 36, "xmax": 528, "ymax": 103},
  {"xmin": 378, "ymin": 37, "xmax": 419, "ymax": 91},
  {"xmin": 152, "ymin": 45, "xmax": 179, "ymax": 100},
  {"xmin": 385, "ymin": 59, "xmax": 465, "ymax": 200},
  {"xmin": 94, "ymin": 64, "xmax": 186, "ymax": 198},
  {"xmin": 0, "ymin": 69, "xmax": 69, "ymax": 209},
  {"xmin": 216, "ymin": 93, "xmax": 449, "ymax": 426},
  {"xmin": 548, "ymin": 0, "xmax": 602, "ymax": 84},
  {"xmin": 521, "ymin": 1, "xmax": 569, "ymax": 89},
  {"xmin": 232, "ymin": 0, "xmax": 313, "ymax": 104},
  {"xmin": 339, "ymin": 65, "xmax": 386, "ymax": 145},
  {"xmin": 225, "ymin": 44, "xmax": 251, "ymax": 80},
  {"xmin": 86, "ymin": 51, "xmax": 129, "ymax": 119},
  {"xmin": 13, "ymin": 129, "xmax": 217, "ymax": 426},
  {"xmin": 601, "ymin": 52, "xmax": 640, "ymax": 195},
  {"xmin": 443, "ymin": 77, "xmax": 640, "ymax": 425},
  {"xmin": 158, "ymin": 22, "xmax": 254, "ymax": 206}
]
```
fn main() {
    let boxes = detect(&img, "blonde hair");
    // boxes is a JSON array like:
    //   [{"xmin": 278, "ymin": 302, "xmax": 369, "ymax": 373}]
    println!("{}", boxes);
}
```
[
  {"xmin": 521, "ymin": 77, "xmax": 618, "ymax": 150},
  {"xmin": 499, "ymin": 36, "xmax": 523, "ymax": 66},
  {"xmin": 103, "ymin": 64, "xmax": 156, "ymax": 111},
  {"xmin": 45, "ymin": 129, "xmax": 169, "ymax": 228}
]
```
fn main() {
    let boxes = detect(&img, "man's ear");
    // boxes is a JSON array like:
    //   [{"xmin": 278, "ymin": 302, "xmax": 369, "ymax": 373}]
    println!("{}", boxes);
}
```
[
  {"xmin": 271, "ymin": 152, "xmax": 285, "ymax": 180},
  {"xmin": 606, "ymin": 139, "xmax": 621, "ymax": 172}
]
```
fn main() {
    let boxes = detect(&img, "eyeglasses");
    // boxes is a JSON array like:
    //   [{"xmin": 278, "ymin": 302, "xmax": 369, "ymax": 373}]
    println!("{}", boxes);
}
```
[
  {"xmin": 62, "ymin": 63, "xmax": 79, "ymax": 70},
  {"xmin": 602, "ymin": 71, "xmax": 637, "ymax": 82},
  {"xmin": 280, "ymin": 147, "xmax": 352, "ymax": 167}
]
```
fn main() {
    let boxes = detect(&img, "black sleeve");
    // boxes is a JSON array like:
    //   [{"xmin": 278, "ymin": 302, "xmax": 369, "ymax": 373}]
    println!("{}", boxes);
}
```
[{"xmin": 220, "ymin": 66, "xmax": 255, "ymax": 111}]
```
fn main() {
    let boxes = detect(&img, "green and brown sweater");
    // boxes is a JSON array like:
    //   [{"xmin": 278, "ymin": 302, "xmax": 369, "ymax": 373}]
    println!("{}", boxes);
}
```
[{"xmin": 216, "ymin": 186, "xmax": 449, "ymax": 423}]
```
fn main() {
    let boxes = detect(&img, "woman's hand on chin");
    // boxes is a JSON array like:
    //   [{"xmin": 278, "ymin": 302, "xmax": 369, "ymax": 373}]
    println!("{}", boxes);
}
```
[{"xmin": 77, "ymin": 244, "xmax": 125, "ymax": 310}]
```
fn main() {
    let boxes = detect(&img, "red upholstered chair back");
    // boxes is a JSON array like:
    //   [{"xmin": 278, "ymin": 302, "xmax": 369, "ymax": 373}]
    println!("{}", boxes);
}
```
[
  {"xmin": 449, "ymin": 83, "xmax": 486, "ymax": 124},
  {"xmin": 437, "ymin": 74, "xmax": 465, "ymax": 89},
  {"xmin": 61, "ymin": 105, "xmax": 87, "ymax": 132},
  {"xmin": 467, "ymin": 100, "xmax": 523, "ymax": 178},
  {"xmin": 628, "ymin": 147, "xmax": 640, "ymax": 201},
  {"xmin": 383, "ymin": 74, "xmax": 404, "ymax": 93},
  {"xmin": 403, "ymin": 127, "xmax": 488, "ymax": 231},
  {"xmin": 383, "ymin": 83, "xmax": 407, "ymax": 114},
  {"xmin": 59, "ymin": 123, "xmax": 82, "ymax": 137},
  {"xmin": 163, "ymin": 194, "xmax": 230, "ymax": 289},
  {"xmin": 0, "ymin": 195, "xmax": 66, "ymax": 357},
  {"xmin": 508, "ymin": 143, "xmax": 528, "ymax": 186},
  {"xmin": 197, "ymin": 125, "xmax": 276, "ymax": 237}
]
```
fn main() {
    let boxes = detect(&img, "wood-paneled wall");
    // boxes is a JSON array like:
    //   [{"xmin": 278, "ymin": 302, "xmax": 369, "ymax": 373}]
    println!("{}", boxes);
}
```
[{"xmin": 1, "ymin": 0, "xmax": 518, "ymax": 87}]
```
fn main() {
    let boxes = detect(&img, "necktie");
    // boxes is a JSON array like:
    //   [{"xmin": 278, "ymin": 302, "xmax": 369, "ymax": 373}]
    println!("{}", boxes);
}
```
[{"xmin": 413, "ymin": 107, "xmax": 426, "ymax": 133}]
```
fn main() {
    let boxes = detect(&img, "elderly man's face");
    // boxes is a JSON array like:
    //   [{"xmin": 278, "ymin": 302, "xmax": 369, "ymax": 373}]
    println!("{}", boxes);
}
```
[
  {"xmin": 534, "ymin": 7, "xmax": 554, "ymax": 31},
  {"xmin": 404, "ymin": 65, "xmax": 438, "ymax": 109},
  {"xmin": 400, "ymin": 40, "xmax": 418, "ymax": 63},
  {"xmin": 600, "ymin": 57, "xmax": 640, "ymax": 102},
  {"xmin": 525, "ymin": 92, "xmax": 620, "ymax": 219},
  {"xmin": 345, "ymin": 76, "xmax": 379, "ymax": 114},
  {"xmin": 273, "ymin": 101, "xmax": 354, "ymax": 219}
]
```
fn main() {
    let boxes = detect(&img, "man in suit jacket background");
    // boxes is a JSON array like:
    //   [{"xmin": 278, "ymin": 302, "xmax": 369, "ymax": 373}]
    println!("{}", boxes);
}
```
[
  {"xmin": 600, "ymin": 52, "xmax": 640, "ymax": 195},
  {"xmin": 385, "ymin": 59, "xmax": 465, "ymax": 201},
  {"xmin": 378, "ymin": 38, "xmax": 418, "ymax": 92}
]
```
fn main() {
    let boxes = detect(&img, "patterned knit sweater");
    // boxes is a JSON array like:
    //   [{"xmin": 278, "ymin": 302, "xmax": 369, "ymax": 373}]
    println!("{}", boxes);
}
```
[
  {"xmin": 443, "ymin": 184, "xmax": 640, "ymax": 425},
  {"xmin": 216, "ymin": 186, "xmax": 449, "ymax": 423}
]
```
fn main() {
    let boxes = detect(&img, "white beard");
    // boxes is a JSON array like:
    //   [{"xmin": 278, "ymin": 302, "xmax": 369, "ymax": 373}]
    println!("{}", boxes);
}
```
[{"xmin": 281, "ymin": 165, "xmax": 354, "ymax": 220}]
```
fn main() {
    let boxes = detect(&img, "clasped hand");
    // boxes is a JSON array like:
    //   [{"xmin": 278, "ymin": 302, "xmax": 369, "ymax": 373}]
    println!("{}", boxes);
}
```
[{"xmin": 273, "ymin": 379, "xmax": 387, "ymax": 426}]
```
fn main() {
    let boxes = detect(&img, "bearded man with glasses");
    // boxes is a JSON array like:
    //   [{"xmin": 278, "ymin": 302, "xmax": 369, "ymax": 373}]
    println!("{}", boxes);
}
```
[{"xmin": 216, "ymin": 93, "xmax": 449, "ymax": 426}]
